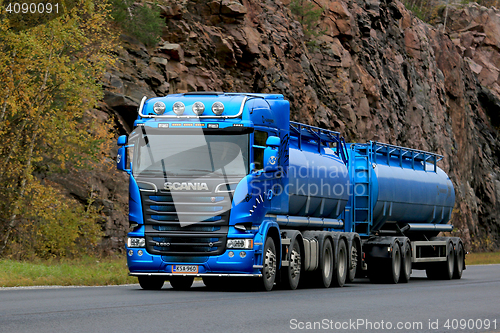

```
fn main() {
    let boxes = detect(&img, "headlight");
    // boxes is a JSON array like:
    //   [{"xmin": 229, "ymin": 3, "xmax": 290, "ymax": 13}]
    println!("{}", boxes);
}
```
[
  {"xmin": 172, "ymin": 101, "xmax": 185, "ymax": 115},
  {"xmin": 153, "ymin": 101, "xmax": 166, "ymax": 115},
  {"xmin": 227, "ymin": 239, "xmax": 253, "ymax": 249},
  {"xmin": 192, "ymin": 101, "xmax": 205, "ymax": 116},
  {"xmin": 212, "ymin": 102, "xmax": 224, "ymax": 115},
  {"xmin": 127, "ymin": 237, "xmax": 146, "ymax": 248}
]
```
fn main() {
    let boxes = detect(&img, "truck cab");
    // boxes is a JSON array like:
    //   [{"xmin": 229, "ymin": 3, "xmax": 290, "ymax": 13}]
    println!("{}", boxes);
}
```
[{"xmin": 118, "ymin": 92, "xmax": 292, "ymax": 290}]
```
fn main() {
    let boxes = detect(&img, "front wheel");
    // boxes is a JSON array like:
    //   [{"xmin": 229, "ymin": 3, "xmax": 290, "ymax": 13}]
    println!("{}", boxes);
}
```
[
  {"xmin": 261, "ymin": 237, "xmax": 277, "ymax": 291},
  {"xmin": 138, "ymin": 276, "xmax": 164, "ymax": 290}
]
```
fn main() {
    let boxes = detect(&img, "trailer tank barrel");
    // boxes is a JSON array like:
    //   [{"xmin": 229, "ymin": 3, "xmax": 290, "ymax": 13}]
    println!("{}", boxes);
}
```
[{"xmin": 349, "ymin": 143, "xmax": 455, "ymax": 233}]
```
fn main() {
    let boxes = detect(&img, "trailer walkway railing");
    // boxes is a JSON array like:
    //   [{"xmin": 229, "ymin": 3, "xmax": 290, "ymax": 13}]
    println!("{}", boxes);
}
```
[
  {"xmin": 289, "ymin": 121, "xmax": 348, "ymax": 163},
  {"xmin": 371, "ymin": 142, "xmax": 443, "ymax": 172}
]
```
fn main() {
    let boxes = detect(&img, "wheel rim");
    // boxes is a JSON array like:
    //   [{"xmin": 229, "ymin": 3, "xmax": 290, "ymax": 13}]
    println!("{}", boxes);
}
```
[
  {"xmin": 264, "ymin": 247, "xmax": 276, "ymax": 280},
  {"xmin": 448, "ymin": 245, "xmax": 454, "ymax": 274},
  {"xmin": 405, "ymin": 247, "xmax": 412, "ymax": 275},
  {"xmin": 324, "ymin": 244, "xmax": 333, "ymax": 279},
  {"xmin": 337, "ymin": 245, "xmax": 345, "ymax": 279},
  {"xmin": 457, "ymin": 247, "xmax": 464, "ymax": 272},
  {"xmin": 393, "ymin": 246, "xmax": 401, "ymax": 277},
  {"xmin": 351, "ymin": 245, "xmax": 358, "ymax": 272},
  {"xmin": 290, "ymin": 247, "xmax": 301, "ymax": 279}
]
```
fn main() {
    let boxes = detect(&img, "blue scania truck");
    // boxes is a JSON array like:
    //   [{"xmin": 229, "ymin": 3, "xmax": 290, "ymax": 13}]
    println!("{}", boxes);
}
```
[{"xmin": 117, "ymin": 92, "xmax": 465, "ymax": 291}]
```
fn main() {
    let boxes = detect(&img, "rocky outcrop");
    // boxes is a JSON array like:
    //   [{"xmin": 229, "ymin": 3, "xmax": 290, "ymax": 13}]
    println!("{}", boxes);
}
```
[{"xmin": 79, "ymin": 0, "xmax": 500, "ymax": 251}]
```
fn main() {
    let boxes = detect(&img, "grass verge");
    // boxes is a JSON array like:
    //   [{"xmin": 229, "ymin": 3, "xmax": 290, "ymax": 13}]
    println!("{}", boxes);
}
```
[
  {"xmin": 466, "ymin": 251, "xmax": 500, "ymax": 265},
  {"xmin": 0, "ymin": 256, "xmax": 136, "ymax": 288},
  {"xmin": 1, "ymin": 251, "xmax": 499, "ymax": 288}
]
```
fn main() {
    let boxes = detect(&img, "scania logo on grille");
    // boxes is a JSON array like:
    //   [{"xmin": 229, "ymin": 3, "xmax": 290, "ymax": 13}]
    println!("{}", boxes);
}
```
[{"xmin": 164, "ymin": 182, "xmax": 209, "ymax": 191}]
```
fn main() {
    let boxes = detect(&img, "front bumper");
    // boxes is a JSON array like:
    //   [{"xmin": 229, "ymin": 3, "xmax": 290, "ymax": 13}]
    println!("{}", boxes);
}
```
[{"xmin": 127, "ymin": 247, "xmax": 261, "ymax": 276}]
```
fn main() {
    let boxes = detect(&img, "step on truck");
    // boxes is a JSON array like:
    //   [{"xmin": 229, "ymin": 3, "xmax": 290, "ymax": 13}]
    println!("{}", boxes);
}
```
[{"xmin": 117, "ymin": 92, "xmax": 465, "ymax": 291}]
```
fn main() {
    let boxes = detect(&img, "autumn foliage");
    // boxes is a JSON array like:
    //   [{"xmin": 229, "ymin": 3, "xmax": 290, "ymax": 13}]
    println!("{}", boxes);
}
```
[{"xmin": 0, "ymin": 0, "xmax": 117, "ymax": 259}]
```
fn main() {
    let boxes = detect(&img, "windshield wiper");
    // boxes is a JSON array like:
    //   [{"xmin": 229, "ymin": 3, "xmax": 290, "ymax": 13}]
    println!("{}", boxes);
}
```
[{"xmin": 185, "ymin": 169, "xmax": 228, "ymax": 176}]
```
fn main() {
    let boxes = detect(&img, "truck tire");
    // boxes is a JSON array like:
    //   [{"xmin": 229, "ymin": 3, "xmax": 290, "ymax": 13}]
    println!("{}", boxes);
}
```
[
  {"xmin": 426, "ymin": 241, "xmax": 455, "ymax": 280},
  {"xmin": 316, "ymin": 238, "xmax": 334, "ymax": 288},
  {"xmin": 387, "ymin": 242, "xmax": 401, "ymax": 284},
  {"xmin": 138, "ymin": 276, "xmax": 164, "ymax": 290},
  {"xmin": 453, "ymin": 242, "xmax": 464, "ymax": 279},
  {"xmin": 283, "ymin": 238, "xmax": 302, "ymax": 290},
  {"xmin": 400, "ymin": 241, "xmax": 412, "ymax": 283},
  {"xmin": 368, "ymin": 243, "xmax": 401, "ymax": 284},
  {"xmin": 347, "ymin": 242, "xmax": 359, "ymax": 284},
  {"xmin": 261, "ymin": 236, "xmax": 277, "ymax": 291},
  {"xmin": 332, "ymin": 239, "xmax": 347, "ymax": 287},
  {"xmin": 169, "ymin": 276, "xmax": 194, "ymax": 290}
]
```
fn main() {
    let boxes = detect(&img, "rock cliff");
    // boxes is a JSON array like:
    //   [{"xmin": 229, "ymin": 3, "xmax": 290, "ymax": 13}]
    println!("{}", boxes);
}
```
[{"xmin": 78, "ymin": 0, "xmax": 500, "ymax": 251}]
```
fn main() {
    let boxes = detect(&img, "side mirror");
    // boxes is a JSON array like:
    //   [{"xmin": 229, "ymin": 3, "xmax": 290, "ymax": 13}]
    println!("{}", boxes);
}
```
[
  {"xmin": 117, "ymin": 146, "xmax": 128, "ymax": 171},
  {"xmin": 117, "ymin": 135, "xmax": 128, "ymax": 146},
  {"xmin": 266, "ymin": 136, "xmax": 280, "ymax": 148}
]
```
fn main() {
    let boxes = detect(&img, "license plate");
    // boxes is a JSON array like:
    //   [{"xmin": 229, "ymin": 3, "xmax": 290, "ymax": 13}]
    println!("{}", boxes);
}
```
[{"xmin": 173, "ymin": 265, "xmax": 198, "ymax": 274}]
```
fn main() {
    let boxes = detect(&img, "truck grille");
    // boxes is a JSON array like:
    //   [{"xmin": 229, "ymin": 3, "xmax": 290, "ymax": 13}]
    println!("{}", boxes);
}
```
[{"xmin": 140, "ymin": 189, "xmax": 231, "ymax": 256}]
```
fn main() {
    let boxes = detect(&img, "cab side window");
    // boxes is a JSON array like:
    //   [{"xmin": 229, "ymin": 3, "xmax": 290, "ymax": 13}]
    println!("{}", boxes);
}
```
[{"xmin": 253, "ymin": 130, "xmax": 268, "ymax": 170}]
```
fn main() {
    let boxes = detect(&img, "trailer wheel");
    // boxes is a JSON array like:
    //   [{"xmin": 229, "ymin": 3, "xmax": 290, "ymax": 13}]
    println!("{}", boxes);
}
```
[
  {"xmin": 169, "ymin": 276, "xmax": 194, "ymax": 290},
  {"xmin": 347, "ymin": 242, "xmax": 359, "ymax": 284},
  {"xmin": 283, "ymin": 238, "xmax": 302, "ymax": 290},
  {"xmin": 388, "ymin": 243, "xmax": 401, "ymax": 284},
  {"xmin": 332, "ymin": 239, "xmax": 347, "ymax": 287},
  {"xmin": 138, "ymin": 276, "xmax": 164, "ymax": 290},
  {"xmin": 426, "ymin": 241, "xmax": 455, "ymax": 280},
  {"xmin": 453, "ymin": 242, "xmax": 465, "ymax": 279},
  {"xmin": 316, "ymin": 238, "xmax": 334, "ymax": 288},
  {"xmin": 453, "ymin": 242, "xmax": 464, "ymax": 279},
  {"xmin": 261, "ymin": 237, "xmax": 277, "ymax": 291},
  {"xmin": 400, "ymin": 242, "xmax": 412, "ymax": 283}
]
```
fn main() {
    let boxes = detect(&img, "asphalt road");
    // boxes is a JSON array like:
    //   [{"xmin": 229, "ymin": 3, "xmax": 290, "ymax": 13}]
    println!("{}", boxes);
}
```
[{"xmin": 0, "ymin": 265, "xmax": 499, "ymax": 333}]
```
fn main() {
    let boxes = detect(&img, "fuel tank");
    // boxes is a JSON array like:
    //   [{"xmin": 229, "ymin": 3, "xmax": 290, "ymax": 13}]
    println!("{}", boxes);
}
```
[
  {"xmin": 286, "ymin": 136, "xmax": 349, "ymax": 218},
  {"xmin": 347, "ymin": 143, "xmax": 455, "ymax": 234}
]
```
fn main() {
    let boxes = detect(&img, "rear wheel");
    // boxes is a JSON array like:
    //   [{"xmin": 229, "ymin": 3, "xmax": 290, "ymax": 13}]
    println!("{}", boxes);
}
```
[
  {"xmin": 332, "ymin": 240, "xmax": 348, "ymax": 287},
  {"xmin": 283, "ymin": 238, "xmax": 302, "ymax": 290},
  {"xmin": 453, "ymin": 242, "xmax": 464, "ymax": 279},
  {"xmin": 138, "ymin": 276, "xmax": 164, "ymax": 290},
  {"xmin": 169, "ymin": 276, "xmax": 194, "ymax": 290},
  {"xmin": 316, "ymin": 238, "xmax": 334, "ymax": 288},
  {"xmin": 346, "ymin": 242, "xmax": 358, "ymax": 284},
  {"xmin": 261, "ymin": 237, "xmax": 277, "ymax": 291},
  {"xmin": 400, "ymin": 242, "xmax": 412, "ymax": 283}
]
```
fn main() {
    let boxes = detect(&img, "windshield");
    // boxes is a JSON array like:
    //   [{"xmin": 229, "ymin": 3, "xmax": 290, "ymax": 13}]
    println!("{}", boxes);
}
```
[{"xmin": 130, "ymin": 128, "xmax": 249, "ymax": 177}]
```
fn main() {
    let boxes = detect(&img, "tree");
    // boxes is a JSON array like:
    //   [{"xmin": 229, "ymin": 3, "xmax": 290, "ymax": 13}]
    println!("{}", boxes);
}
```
[
  {"xmin": 0, "ymin": 0, "xmax": 117, "ymax": 258},
  {"xmin": 289, "ymin": 0, "xmax": 324, "ymax": 37}
]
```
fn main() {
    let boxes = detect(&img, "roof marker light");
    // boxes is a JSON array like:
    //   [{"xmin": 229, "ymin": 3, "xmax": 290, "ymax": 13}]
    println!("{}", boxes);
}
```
[
  {"xmin": 172, "ymin": 101, "xmax": 185, "ymax": 115},
  {"xmin": 153, "ymin": 102, "xmax": 166, "ymax": 115},
  {"xmin": 192, "ymin": 101, "xmax": 205, "ymax": 116},
  {"xmin": 212, "ymin": 101, "xmax": 224, "ymax": 116}
]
